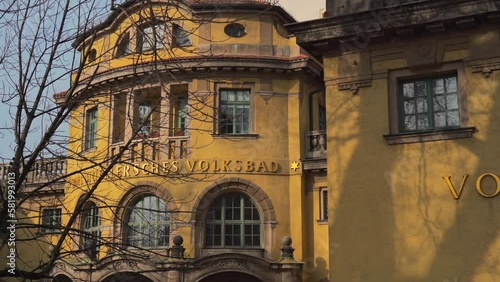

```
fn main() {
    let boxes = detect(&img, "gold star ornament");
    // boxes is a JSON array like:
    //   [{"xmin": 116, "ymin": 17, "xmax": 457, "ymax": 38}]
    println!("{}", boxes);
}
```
[{"xmin": 290, "ymin": 161, "xmax": 300, "ymax": 171}]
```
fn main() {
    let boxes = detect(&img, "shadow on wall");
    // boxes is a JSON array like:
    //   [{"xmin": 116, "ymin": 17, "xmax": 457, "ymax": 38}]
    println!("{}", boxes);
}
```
[
  {"xmin": 304, "ymin": 257, "xmax": 329, "ymax": 282},
  {"xmin": 327, "ymin": 0, "xmax": 500, "ymax": 281}
]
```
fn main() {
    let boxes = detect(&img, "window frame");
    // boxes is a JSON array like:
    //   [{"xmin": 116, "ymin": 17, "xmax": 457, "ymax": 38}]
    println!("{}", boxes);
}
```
[
  {"xmin": 218, "ymin": 88, "xmax": 252, "ymax": 135},
  {"xmin": 137, "ymin": 23, "xmax": 167, "ymax": 53},
  {"xmin": 125, "ymin": 195, "xmax": 170, "ymax": 249},
  {"xmin": 133, "ymin": 88, "xmax": 161, "ymax": 139},
  {"xmin": 115, "ymin": 31, "xmax": 132, "ymax": 58},
  {"xmin": 204, "ymin": 193, "xmax": 261, "ymax": 249},
  {"xmin": 84, "ymin": 107, "xmax": 98, "ymax": 150},
  {"xmin": 384, "ymin": 62, "xmax": 475, "ymax": 145},
  {"xmin": 398, "ymin": 74, "xmax": 460, "ymax": 132},
  {"xmin": 41, "ymin": 208, "xmax": 62, "ymax": 233},
  {"xmin": 172, "ymin": 24, "xmax": 191, "ymax": 48},
  {"xmin": 319, "ymin": 188, "xmax": 328, "ymax": 222},
  {"xmin": 80, "ymin": 202, "xmax": 101, "ymax": 259}
]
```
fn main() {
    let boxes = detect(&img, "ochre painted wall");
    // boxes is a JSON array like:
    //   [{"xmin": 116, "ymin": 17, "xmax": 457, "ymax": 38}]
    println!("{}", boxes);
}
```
[{"xmin": 324, "ymin": 28, "xmax": 500, "ymax": 281}]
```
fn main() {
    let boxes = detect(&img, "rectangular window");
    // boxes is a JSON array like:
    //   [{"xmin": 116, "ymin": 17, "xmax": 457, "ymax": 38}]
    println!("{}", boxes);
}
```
[
  {"xmin": 41, "ymin": 208, "xmax": 62, "ymax": 233},
  {"xmin": 85, "ymin": 107, "xmax": 98, "ymax": 150},
  {"xmin": 174, "ymin": 97, "xmax": 188, "ymax": 136},
  {"xmin": 112, "ymin": 94, "xmax": 126, "ymax": 143},
  {"xmin": 138, "ymin": 24, "xmax": 166, "ymax": 52},
  {"xmin": 219, "ymin": 89, "xmax": 250, "ymax": 134},
  {"xmin": 134, "ymin": 89, "xmax": 161, "ymax": 138},
  {"xmin": 172, "ymin": 24, "xmax": 191, "ymax": 47},
  {"xmin": 400, "ymin": 74, "xmax": 459, "ymax": 132},
  {"xmin": 320, "ymin": 188, "xmax": 328, "ymax": 220}
]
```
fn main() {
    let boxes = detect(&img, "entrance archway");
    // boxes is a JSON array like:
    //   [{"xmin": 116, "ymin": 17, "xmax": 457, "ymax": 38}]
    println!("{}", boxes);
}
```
[
  {"xmin": 101, "ymin": 272, "xmax": 153, "ymax": 282},
  {"xmin": 199, "ymin": 271, "xmax": 263, "ymax": 282}
]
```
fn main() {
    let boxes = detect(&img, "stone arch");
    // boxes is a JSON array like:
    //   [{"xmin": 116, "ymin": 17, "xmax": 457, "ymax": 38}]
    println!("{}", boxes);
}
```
[
  {"xmin": 185, "ymin": 253, "xmax": 274, "ymax": 282},
  {"xmin": 197, "ymin": 271, "xmax": 263, "ymax": 282},
  {"xmin": 112, "ymin": 182, "xmax": 176, "ymax": 247},
  {"xmin": 52, "ymin": 274, "xmax": 73, "ymax": 282},
  {"xmin": 101, "ymin": 272, "xmax": 154, "ymax": 282},
  {"xmin": 191, "ymin": 178, "xmax": 277, "ymax": 258}
]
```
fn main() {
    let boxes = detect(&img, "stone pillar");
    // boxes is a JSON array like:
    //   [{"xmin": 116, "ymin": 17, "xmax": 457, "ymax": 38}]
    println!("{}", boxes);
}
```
[
  {"xmin": 271, "ymin": 236, "xmax": 304, "ymax": 282},
  {"xmin": 167, "ymin": 235, "xmax": 185, "ymax": 282}
]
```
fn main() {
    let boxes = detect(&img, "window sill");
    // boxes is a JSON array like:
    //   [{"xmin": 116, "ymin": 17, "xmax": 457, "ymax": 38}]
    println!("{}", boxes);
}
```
[
  {"xmin": 212, "ymin": 134, "xmax": 259, "ymax": 140},
  {"xmin": 82, "ymin": 147, "xmax": 97, "ymax": 154},
  {"xmin": 202, "ymin": 247, "xmax": 264, "ymax": 258},
  {"xmin": 316, "ymin": 219, "xmax": 328, "ymax": 225},
  {"xmin": 383, "ymin": 126, "xmax": 476, "ymax": 145}
]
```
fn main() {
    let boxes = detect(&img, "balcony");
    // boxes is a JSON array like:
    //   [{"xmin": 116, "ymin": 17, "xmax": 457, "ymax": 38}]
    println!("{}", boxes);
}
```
[
  {"xmin": 0, "ymin": 158, "xmax": 66, "ymax": 193},
  {"xmin": 110, "ymin": 136, "xmax": 189, "ymax": 162}
]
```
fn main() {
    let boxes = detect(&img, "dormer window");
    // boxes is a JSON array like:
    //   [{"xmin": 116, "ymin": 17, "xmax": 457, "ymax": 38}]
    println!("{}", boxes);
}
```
[
  {"xmin": 116, "ymin": 33, "xmax": 131, "ymax": 57},
  {"xmin": 137, "ymin": 24, "xmax": 166, "ymax": 52},
  {"xmin": 172, "ymin": 24, "xmax": 191, "ymax": 47}
]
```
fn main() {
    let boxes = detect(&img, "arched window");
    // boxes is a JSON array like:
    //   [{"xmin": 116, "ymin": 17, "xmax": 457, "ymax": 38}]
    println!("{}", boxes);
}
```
[
  {"xmin": 205, "ymin": 193, "xmax": 261, "ymax": 248},
  {"xmin": 126, "ymin": 195, "xmax": 169, "ymax": 248},
  {"xmin": 115, "ymin": 32, "xmax": 131, "ymax": 57},
  {"xmin": 81, "ymin": 202, "xmax": 100, "ymax": 259}
]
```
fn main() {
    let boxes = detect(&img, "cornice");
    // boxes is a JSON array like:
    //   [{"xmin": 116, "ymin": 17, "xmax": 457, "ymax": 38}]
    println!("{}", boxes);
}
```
[
  {"xmin": 70, "ymin": 55, "xmax": 322, "ymax": 95},
  {"xmin": 287, "ymin": 0, "xmax": 500, "ymax": 51}
]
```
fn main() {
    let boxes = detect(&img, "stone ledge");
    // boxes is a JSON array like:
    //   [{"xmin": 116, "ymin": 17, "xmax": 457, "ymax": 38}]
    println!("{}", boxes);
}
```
[{"xmin": 383, "ymin": 126, "xmax": 476, "ymax": 145}]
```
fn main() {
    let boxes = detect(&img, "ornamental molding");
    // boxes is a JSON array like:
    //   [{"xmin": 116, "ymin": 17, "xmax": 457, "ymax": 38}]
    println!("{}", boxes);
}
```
[
  {"xmin": 210, "ymin": 259, "xmax": 248, "ymax": 270},
  {"xmin": 337, "ymin": 79, "xmax": 371, "ymax": 94},
  {"xmin": 470, "ymin": 62, "xmax": 500, "ymax": 78},
  {"xmin": 54, "ymin": 263, "xmax": 66, "ymax": 270},
  {"xmin": 113, "ymin": 260, "xmax": 138, "ymax": 270}
]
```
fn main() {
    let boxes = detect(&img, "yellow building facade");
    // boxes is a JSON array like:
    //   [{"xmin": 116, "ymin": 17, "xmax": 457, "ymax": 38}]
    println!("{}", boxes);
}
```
[
  {"xmin": 24, "ymin": 0, "xmax": 329, "ymax": 281},
  {"xmin": 289, "ymin": 0, "xmax": 500, "ymax": 281}
]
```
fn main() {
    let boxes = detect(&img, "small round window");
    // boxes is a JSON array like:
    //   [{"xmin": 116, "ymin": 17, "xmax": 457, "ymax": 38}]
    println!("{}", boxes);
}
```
[{"xmin": 224, "ymin": 23, "xmax": 246, "ymax": 38}]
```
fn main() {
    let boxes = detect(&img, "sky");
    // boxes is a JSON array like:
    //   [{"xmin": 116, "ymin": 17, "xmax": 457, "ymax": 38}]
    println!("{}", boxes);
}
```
[
  {"xmin": 278, "ymin": 0, "xmax": 325, "ymax": 21},
  {"xmin": 0, "ymin": 0, "xmax": 325, "ymax": 160}
]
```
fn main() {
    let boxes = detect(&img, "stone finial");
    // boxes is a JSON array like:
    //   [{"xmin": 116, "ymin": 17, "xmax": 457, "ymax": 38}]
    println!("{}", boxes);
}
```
[
  {"xmin": 280, "ymin": 236, "xmax": 295, "ymax": 259},
  {"xmin": 170, "ymin": 235, "xmax": 185, "ymax": 259}
]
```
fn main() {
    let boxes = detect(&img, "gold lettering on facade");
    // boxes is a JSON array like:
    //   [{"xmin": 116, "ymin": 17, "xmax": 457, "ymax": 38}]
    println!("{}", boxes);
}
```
[
  {"xmin": 444, "ymin": 173, "xmax": 500, "ymax": 199},
  {"xmin": 246, "ymin": 161, "xmax": 255, "ymax": 172},
  {"xmin": 171, "ymin": 161, "xmax": 179, "ymax": 173},
  {"xmin": 475, "ymin": 173, "xmax": 500, "ymax": 198},
  {"xmin": 234, "ymin": 160, "xmax": 243, "ymax": 172},
  {"xmin": 443, "ymin": 175, "xmax": 468, "ymax": 200},
  {"xmin": 199, "ymin": 160, "xmax": 210, "ymax": 172},
  {"xmin": 186, "ymin": 160, "xmax": 196, "ymax": 172}
]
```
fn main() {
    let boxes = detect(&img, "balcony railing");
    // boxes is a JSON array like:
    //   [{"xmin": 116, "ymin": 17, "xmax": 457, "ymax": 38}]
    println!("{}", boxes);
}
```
[
  {"xmin": 0, "ymin": 158, "xmax": 67, "ymax": 186},
  {"xmin": 110, "ymin": 136, "xmax": 189, "ymax": 162},
  {"xmin": 305, "ymin": 130, "xmax": 327, "ymax": 159}
]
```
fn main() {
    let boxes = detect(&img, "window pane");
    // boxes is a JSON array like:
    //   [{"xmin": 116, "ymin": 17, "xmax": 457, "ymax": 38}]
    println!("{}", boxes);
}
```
[
  {"xmin": 446, "ymin": 94, "xmax": 459, "ymax": 110},
  {"xmin": 416, "ymin": 98, "xmax": 428, "ymax": 113},
  {"xmin": 433, "ymin": 95, "xmax": 446, "ymax": 112},
  {"xmin": 447, "ymin": 110, "xmax": 460, "ymax": 126},
  {"xmin": 446, "ymin": 77, "xmax": 457, "ymax": 93},
  {"xmin": 415, "ymin": 81, "xmax": 426, "ymax": 97},
  {"xmin": 404, "ymin": 101, "xmax": 415, "ymax": 114},
  {"xmin": 404, "ymin": 116, "xmax": 416, "ymax": 131},
  {"xmin": 434, "ymin": 112, "xmax": 446, "ymax": 128},
  {"xmin": 403, "ymin": 83, "xmax": 414, "ymax": 98},
  {"xmin": 416, "ymin": 114, "xmax": 429, "ymax": 130},
  {"xmin": 432, "ymin": 78, "xmax": 444, "ymax": 94}
]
